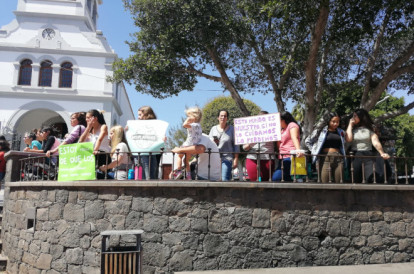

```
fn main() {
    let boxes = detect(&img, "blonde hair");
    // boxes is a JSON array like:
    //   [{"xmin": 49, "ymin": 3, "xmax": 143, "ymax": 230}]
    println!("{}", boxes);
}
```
[
  {"xmin": 186, "ymin": 106, "xmax": 202, "ymax": 123},
  {"xmin": 110, "ymin": 125, "xmax": 129, "ymax": 155},
  {"xmin": 138, "ymin": 106, "xmax": 157, "ymax": 120}
]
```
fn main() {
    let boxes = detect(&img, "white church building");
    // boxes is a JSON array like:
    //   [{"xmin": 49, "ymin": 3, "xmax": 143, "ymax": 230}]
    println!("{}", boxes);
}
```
[{"xmin": 0, "ymin": 0, "xmax": 135, "ymax": 149}]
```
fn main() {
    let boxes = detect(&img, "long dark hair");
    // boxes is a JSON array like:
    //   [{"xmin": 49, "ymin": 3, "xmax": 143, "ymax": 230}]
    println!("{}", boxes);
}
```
[
  {"xmin": 324, "ymin": 112, "xmax": 340, "ymax": 127},
  {"xmin": 354, "ymin": 108, "xmax": 374, "ymax": 131},
  {"xmin": 72, "ymin": 112, "xmax": 87, "ymax": 127},
  {"xmin": 88, "ymin": 109, "xmax": 106, "ymax": 125},
  {"xmin": 41, "ymin": 126, "xmax": 56, "ymax": 137},
  {"xmin": 280, "ymin": 111, "xmax": 302, "ymax": 134},
  {"xmin": 0, "ymin": 140, "xmax": 10, "ymax": 152}
]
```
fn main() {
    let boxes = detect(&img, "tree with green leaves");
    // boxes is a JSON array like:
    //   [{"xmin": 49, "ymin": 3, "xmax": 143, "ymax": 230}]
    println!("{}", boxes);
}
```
[
  {"xmin": 201, "ymin": 96, "xmax": 261, "ymax": 134},
  {"xmin": 113, "ymin": 0, "xmax": 414, "ymax": 142}
]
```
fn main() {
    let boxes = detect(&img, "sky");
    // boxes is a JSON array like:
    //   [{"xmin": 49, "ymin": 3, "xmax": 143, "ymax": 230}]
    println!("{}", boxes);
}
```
[
  {"xmin": 0, "ymin": 0, "xmax": 284, "ymax": 129},
  {"xmin": 1, "ymin": 1, "xmax": 412, "ymax": 128}
]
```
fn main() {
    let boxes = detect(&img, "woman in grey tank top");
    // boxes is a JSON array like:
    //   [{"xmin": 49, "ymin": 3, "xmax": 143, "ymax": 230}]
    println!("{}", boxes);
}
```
[{"xmin": 346, "ymin": 109, "xmax": 390, "ymax": 183}]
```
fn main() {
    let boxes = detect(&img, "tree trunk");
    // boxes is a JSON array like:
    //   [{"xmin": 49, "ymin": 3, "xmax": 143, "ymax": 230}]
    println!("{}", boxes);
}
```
[
  {"xmin": 303, "ymin": 2, "xmax": 329, "ymax": 142},
  {"xmin": 206, "ymin": 46, "xmax": 251, "ymax": 116}
]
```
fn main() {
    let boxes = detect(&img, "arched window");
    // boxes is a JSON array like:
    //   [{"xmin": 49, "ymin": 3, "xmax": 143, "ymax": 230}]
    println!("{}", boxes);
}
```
[
  {"xmin": 39, "ymin": 60, "xmax": 53, "ymax": 87},
  {"xmin": 59, "ymin": 62, "xmax": 73, "ymax": 88},
  {"xmin": 18, "ymin": 59, "xmax": 32, "ymax": 85}
]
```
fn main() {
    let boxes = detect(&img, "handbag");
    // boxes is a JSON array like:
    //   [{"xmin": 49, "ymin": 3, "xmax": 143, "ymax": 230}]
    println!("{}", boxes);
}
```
[{"xmin": 290, "ymin": 155, "xmax": 307, "ymax": 176}]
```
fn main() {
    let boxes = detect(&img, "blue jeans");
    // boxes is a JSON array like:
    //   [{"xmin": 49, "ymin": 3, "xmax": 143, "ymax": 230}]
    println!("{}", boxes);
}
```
[
  {"xmin": 272, "ymin": 158, "xmax": 292, "ymax": 181},
  {"xmin": 221, "ymin": 159, "xmax": 232, "ymax": 181},
  {"xmin": 0, "ymin": 172, "xmax": 4, "ymax": 181},
  {"xmin": 140, "ymin": 155, "xmax": 158, "ymax": 179}
]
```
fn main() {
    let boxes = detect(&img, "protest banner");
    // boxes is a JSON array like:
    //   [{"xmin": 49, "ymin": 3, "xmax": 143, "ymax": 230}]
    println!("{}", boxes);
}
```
[
  {"xmin": 234, "ymin": 113, "xmax": 281, "ymax": 145},
  {"xmin": 125, "ymin": 120, "xmax": 169, "ymax": 154},
  {"xmin": 58, "ymin": 142, "xmax": 96, "ymax": 181}
]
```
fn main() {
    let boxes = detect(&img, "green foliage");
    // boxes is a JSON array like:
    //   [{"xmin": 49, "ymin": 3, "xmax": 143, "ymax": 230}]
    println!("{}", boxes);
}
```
[{"xmin": 201, "ymin": 96, "xmax": 261, "ymax": 133}]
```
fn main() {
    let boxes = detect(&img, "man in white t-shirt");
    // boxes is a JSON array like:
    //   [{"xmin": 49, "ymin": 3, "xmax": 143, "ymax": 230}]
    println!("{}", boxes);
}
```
[{"xmin": 172, "ymin": 134, "xmax": 220, "ymax": 181}]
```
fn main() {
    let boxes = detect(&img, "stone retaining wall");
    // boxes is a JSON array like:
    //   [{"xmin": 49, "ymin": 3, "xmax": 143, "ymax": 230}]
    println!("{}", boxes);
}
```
[{"xmin": 2, "ymin": 182, "xmax": 414, "ymax": 273}]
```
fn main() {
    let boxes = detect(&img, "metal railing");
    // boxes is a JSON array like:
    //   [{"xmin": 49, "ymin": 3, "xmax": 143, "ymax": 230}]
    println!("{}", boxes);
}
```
[{"xmin": 15, "ymin": 150, "xmax": 414, "ymax": 184}]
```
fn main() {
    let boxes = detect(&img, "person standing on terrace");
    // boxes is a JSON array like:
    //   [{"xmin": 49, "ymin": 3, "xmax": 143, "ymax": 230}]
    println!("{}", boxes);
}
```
[
  {"xmin": 99, "ymin": 125, "xmax": 130, "ymax": 180},
  {"xmin": 305, "ymin": 112, "xmax": 346, "ymax": 183},
  {"xmin": 346, "ymin": 108, "xmax": 390, "ymax": 183},
  {"xmin": 23, "ymin": 132, "xmax": 42, "ymax": 151},
  {"xmin": 46, "ymin": 112, "xmax": 87, "ymax": 157},
  {"xmin": 272, "ymin": 111, "xmax": 303, "ymax": 181},
  {"xmin": 209, "ymin": 110, "xmax": 239, "ymax": 181},
  {"xmin": 0, "ymin": 139, "xmax": 10, "ymax": 181},
  {"xmin": 79, "ymin": 109, "xmax": 111, "ymax": 168},
  {"xmin": 243, "ymin": 110, "xmax": 275, "ymax": 182}
]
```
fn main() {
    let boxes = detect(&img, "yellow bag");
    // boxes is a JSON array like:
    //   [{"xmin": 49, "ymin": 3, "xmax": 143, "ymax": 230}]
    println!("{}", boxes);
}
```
[{"xmin": 290, "ymin": 156, "xmax": 307, "ymax": 176}]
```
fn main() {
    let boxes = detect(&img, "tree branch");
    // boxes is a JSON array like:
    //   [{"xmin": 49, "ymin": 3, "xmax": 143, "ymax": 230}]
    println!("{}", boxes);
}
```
[
  {"xmin": 363, "ymin": 40, "xmax": 414, "ymax": 110},
  {"xmin": 248, "ymin": 34, "xmax": 286, "ymax": 112},
  {"xmin": 361, "ymin": 8, "xmax": 390, "ymax": 106},
  {"xmin": 206, "ymin": 46, "xmax": 250, "ymax": 116},
  {"xmin": 374, "ymin": 101, "xmax": 414, "ymax": 123}
]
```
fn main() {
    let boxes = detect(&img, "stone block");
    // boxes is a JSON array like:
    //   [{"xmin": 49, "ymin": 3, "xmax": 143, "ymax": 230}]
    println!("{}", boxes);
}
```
[
  {"xmin": 48, "ymin": 204, "xmax": 63, "ymax": 221},
  {"xmin": 369, "ymin": 251, "xmax": 385, "ymax": 264},
  {"xmin": 252, "ymin": 208, "xmax": 270, "ymax": 228},
  {"xmin": 373, "ymin": 221, "xmax": 390, "ymax": 236},
  {"xmin": 360, "ymin": 223, "xmax": 373, "ymax": 236},
  {"xmin": 63, "ymin": 204, "xmax": 84, "ymax": 222},
  {"xmin": 406, "ymin": 222, "xmax": 414, "ymax": 237},
  {"xmin": 390, "ymin": 222, "xmax": 406, "ymax": 237},
  {"xmin": 339, "ymin": 249, "xmax": 363, "ymax": 265},
  {"xmin": 203, "ymin": 234, "xmax": 229, "ymax": 257},
  {"xmin": 392, "ymin": 252, "xmax": 410, "ymax": 263},
  {"xmin": 36, "ymin": 253, "xmax": 53, "ymax": 270},
  {"xmin": 333, "ymin": 237, "xmax": 350, "ymax": 247},
  {"xmin": 22, "ymin": 252, "xmax": 37, "ymax": 266},
  {"xmin": 190, "ymin": 218, "xmax": 208, "ymax": 232},
  {"xmin": 351, "ymin": 236, "xmax": 366, "ymax": 247},
  {"xmin": 384, "ymin": 211, "xmax": 403, "ymax": 222},
  {"xmin": 68, "ymin": 191, "xmax": 78, "ymax": 204},
  {"xmin": 144, "ymin": 214, "xmax": 168, "ymax": 233},
  {"xmin": 104, "ymin": 200, "xmax": 132, "ymax": 215},
  {"xmin": 169, "ymin": 216, "xmax": 191, "ymax": 232},
  {"xmin": 83, "ymin": 251, "xmax": 100, "ymax": 267},
  {"xmin": 326, "ymin": 219, "xmax": 341, "ymax": 237},
  {"xmin": 168, "ymin": 250, "xmax": 193, "ymax": 271},
  {"xmin": 51, "ymin": 258, "xmax": 67, "ymax": 272},
  {"xmin": 368, "ymin": 210, "xmax": 383, "ymax": 221},
  {"xmin": 367, "ymin": 235, "xmax": 383, "ymax": 247},
  {"xmin": 82, "ymin": 266, "xmax": 100, "ymax": 274},
  {"xmin": 208, "ymin": 209, "xmax": 235, "ymax": 233},
  {"xmin": 55, "ymin": 190, "xmax": 69, "ymax": 203},
  {"xmin": 78, "ymin": 191, "xmax": 98, "ymax": 201},
  {"xmin": 66, "ymin": 247, "xmax": 83, "ymax": 265},
  {"xmin": 50, "ymin": 244, "xmax": 64, "ymax": 260},
  {"xmin": 36, "ymin": 208, "xmax": 49, "ymax": 221},
  {"xmin": 142, "ymin": 242, "xmax": 170, "ymax": 267},
  {"xmin": 234, "ymin": 208, "xmax": 252, "ymax": 227},
  {"xmin": 109, "ymin": 214, "xmax": 126, "ymax": 230},
  {"xmin": 85, "ymin": 200, "xmax": 104, "ymax": 220},
  {"xmin": 47, "ymin": 191, "xmax": 56, "ymax": 202}
]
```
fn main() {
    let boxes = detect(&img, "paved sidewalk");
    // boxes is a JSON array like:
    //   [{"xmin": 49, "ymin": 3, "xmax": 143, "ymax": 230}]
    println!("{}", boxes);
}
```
[{"xmin": 176, "ymin": 262, "xmax": 414, "ymax": 274}]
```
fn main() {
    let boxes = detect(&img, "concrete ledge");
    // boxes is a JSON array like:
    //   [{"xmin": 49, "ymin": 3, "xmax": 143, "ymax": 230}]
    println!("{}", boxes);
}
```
[
  {"xmin": 175, "ymin": 262, "xmax": 414, "ymax": 274},
  {"xmin": 5, "ymin": 180, "xmax": 414, "ymax": 191}
]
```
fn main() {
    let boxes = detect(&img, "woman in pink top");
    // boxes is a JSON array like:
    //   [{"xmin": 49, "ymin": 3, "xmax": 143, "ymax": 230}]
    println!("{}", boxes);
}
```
[{"xmin": 272, "ymin": 111, "xmax": 303, "ymax": 181}]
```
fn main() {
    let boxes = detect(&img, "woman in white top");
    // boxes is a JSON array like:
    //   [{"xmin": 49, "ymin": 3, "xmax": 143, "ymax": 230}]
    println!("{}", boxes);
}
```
[
  {"xmin": 79, "ymin": 109, "xmax": 111, "ymax": 172},
  {"xmin": 99, "ymin": 125, "xmax": 130, "ymax": 180},
  {"xmin": 346, "ymin": 108, "xmax": 389, "ymax": 183}
]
